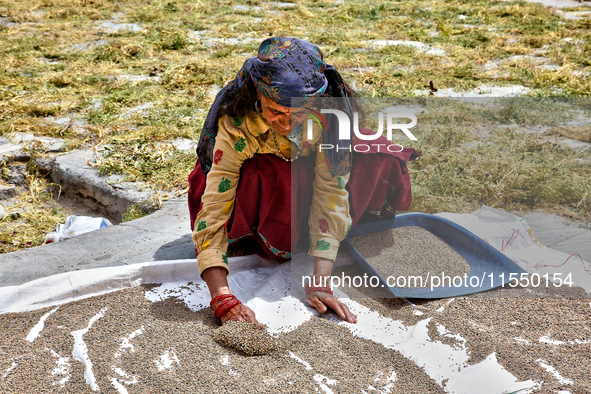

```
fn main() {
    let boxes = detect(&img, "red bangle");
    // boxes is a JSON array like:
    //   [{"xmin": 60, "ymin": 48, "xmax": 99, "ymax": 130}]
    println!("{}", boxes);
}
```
[
  {"xmin": 210, "ymin": 294, "xmax": 242, "ymax": 319},
  {"xmin": 214, "ymin": 298, "xmax": 241, "ymax": 318},
  {"xmin": 305, "ymin": 275, "xmax": 333, "ymax": 296},
  {"xmin": 210, "ymin": 294, "xmax": 234, "ymax": 309}
]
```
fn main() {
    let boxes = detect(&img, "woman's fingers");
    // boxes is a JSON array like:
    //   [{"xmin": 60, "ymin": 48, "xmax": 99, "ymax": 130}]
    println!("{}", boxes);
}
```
[
  {"xmin": 306, "ymin": 297, "xmax": 327, "ymax": 313},
  {"xmin": 222, "ymin": 310, "xmax": 244, "ymax": 323},
  {"xmin": 312, "ymin": 297, "xmax": 358, "ymax": 324},
  {"xmin": 221, "ymin": 304, "xmax": 259, "ymax": 325},
  {"xmin": 243, "ymin": 307, "xmax": 260, "ymax": 325},
  {"xmin": 340, "ymin": 303, "xmax": 358, "ymax": 324},
  {"xmin": 219, "ymin": 298, "xmax": 357, "ymax": 325},
  {"xmin": 323, "ymin": 298, "xmax": 349, "ymax": 321},
  {"xmin": 327, "ymin": 299, "xmax": 357, "ymax": 323}
]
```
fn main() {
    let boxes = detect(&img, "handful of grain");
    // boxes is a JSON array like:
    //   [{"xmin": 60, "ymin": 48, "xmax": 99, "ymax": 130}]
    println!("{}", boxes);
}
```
[
  {"xmin": 350, "ymin": 226, "xmax": 470, "ymax": 288},
  {"xmin": 212, "ymin": 321, "xmax": 282, "ymax": 356}
]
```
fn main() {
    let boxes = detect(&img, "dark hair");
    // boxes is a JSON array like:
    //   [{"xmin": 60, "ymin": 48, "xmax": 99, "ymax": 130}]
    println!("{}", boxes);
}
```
[
  {"xmin": 216, "ymin": 75, "xmax": 258, "ymax": 119},
  {"xmin": 215, "ymin": 73, "xmax": 364, "ymax": 121}
]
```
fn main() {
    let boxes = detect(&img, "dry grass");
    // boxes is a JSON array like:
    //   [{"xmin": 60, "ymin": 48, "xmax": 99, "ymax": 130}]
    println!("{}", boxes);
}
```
[
  {"xmin": 545, "ymin": 125, "xmax": 591, "ymax": 143},
  {"xmin": 0, "ymin": 0, "xmax": 590, "ymax": 252},
  {"xmin": 0, "ymin": 176, "xmax": 67, "ymax": 253},
  {"xmin": 362, "ymin": 98, "xmax": 591, "ymax": 220}
]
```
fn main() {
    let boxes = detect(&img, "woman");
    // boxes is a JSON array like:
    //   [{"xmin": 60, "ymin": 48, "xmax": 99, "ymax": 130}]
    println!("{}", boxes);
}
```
[{"xmin": 188, "ymin": 37, "xmax": 417, "ymax": 325}]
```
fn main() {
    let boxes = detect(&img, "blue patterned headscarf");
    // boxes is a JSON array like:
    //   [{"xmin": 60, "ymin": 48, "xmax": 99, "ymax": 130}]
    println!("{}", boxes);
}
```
[{"xmin": 196, "ymin": 37, "xmax": 353, "ymax": 177}]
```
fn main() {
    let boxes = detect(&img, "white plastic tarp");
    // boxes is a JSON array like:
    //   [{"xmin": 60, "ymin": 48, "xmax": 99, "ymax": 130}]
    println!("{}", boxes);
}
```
[
  {"xmin": 2, "ymin": 206, "xmax": 589, "ymax": 394},
  {"xmin": 436, "ymin": 206, "xmax": 591, "ymax": 293}
]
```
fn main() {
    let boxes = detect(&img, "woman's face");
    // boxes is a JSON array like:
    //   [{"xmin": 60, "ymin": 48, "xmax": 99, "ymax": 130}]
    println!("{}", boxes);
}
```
[{"xmin": 257, "ymin": 93, "xmax": 308, "ymax": 136}]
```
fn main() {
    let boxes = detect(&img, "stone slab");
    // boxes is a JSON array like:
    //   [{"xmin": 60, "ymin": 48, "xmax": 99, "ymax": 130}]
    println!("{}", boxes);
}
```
[
  {"xmin": 2, "ymin": 204, "xmax": 589, "ymax": 288},
  {"xmin": 523, "ymin": 0, "xmax": 591, "ymax": 8},
  {"xmin": 0, "ymin": 199, "xmax": 193, "ymax": 287},
  {"xmin": 0, "ymin": 185, "xmax": 17, "ymax": 200},
  {"xmin": 50, "ymin": 149, "xmax": 153, "ymax": 223},
  {"xmin": 548, "ymin": 231, "xmax": 591, "ymax": 263},
  {"xmin": 515, "ymin": 211, "xmax": 591, "ymax": 263}
]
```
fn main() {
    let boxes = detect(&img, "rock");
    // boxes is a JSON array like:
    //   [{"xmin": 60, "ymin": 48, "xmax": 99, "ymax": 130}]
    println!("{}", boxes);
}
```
[
  {"xmin": 524, "ymin": 0, "xmax": 591, "ymax": 8},
  {"xmin": 0, "ymin": 204, "xmax": 5, "ymax": 219},
  {"xmin": 172, "ymin": 138, "xmax": 197, "ymax": 152},
  {"xmin": 113, "ymin": 74, "xmax": 161, "ymax": 83},
  {"xmin": 264, "ymin": 2, "xmax": 297, "ymax": 9},
  {"xmin": 201, "ymin": 37, "xmax": 259, "ymax": 48},
  {"xmin": 50, "ymin": 150, "xmax": 154, "ymax": 223},
  {"xmin": 8, "ymin": 164, "xmax": 28, "ymax": 186},
  {"xmin": 0, "ymin": 16, "xmax": 17, "ymax": 27},
  {"xmin": 7, "ymin": 132, "xmax": 66, "ymax": 153},
  {"xmin": 90, "ymin": 98, "xmax": 103, "ymax": 110},
  {"xmin": 207, "ymin": 85, "xmax": 221, "ymax": 101},
  {"xmin": 119, "ymin": 102, "xmax": 153, "ymax": 119},
  {"xmin": 413, "ymin": 84, "xmax": 531, "ymax": 97},
  {"xmin": 34, "ymin": 157, "xmax": 55, "ymax": 175},
  {"xmin": 187, "ymin": 30, "xmax": 207, "ymax": 43},
  {"xmin": 0, "ymin": 137, "xmax": 24, "ymax": 163},
  {"xmin": 13, "ymin": 152, "xmax": 31, "ymax": 162},
  {"xmin": 365, "ymin": 40, "xmax": 447, "ymax": 56},
  {"xmin": 0, "ymin": 185, "xmax": 17, "ymax": 200},
  {"xmin": 233, "ymin": 5, "xmax": 262, "ymax": 11},
  {"xmin": 72, "ymin": 39, "xmax": 108, "ymax": 51},
  {"xmin": 96, "ymin": 21, "xmax": 142, "ymax": 33}
]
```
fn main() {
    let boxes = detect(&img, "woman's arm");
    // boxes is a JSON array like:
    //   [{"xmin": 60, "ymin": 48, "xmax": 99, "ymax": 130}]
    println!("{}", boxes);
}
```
[
  {"xmin": 305, "ymin": 146, "xmax": 357, "ymax": 323},
  {"xmin": 308, "ymin": 149, "xmax": 351, "ymax": 260},
  {"xmin": 192, "ymin": 115, "xmax": 259, "ymax": 324}
]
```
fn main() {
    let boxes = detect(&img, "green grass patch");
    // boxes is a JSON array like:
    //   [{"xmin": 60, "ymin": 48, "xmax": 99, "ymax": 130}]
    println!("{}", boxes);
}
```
[{"xmin": 1, "ymin": 0, "xmax": 590, "ymax": 252}]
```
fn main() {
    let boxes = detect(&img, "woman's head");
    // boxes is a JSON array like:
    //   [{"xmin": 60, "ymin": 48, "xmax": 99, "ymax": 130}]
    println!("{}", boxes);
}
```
[
  {"xmin": 199, "ymin": 36, "xmax": 359, "ymax": 176},
  {"xmin": 216, "ymin": 37, "xmax": 359, "ymax": 135},
  {"xmin": 248, "ymin": 37, "xmax": 330, "ymax": 106}
]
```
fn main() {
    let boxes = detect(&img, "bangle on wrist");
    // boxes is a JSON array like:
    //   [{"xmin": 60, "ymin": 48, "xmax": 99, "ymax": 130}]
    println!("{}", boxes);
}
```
[
  {"xmin": 305, "ymin": 274, "xmax": 333, "ymax": 297},
  {"xmin": 210, "ymin": 294, "xmax": 242, "ymax": 319}
]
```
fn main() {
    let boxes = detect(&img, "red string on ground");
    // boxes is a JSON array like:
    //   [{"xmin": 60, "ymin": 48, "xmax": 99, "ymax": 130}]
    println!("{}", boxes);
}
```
[
  {"xmin": 534, "ymin": 253, "xmax": 591, "ymax": 275},
  {"xmin": 502, "ymin": 228, "xmax": 519, "ymax": 251}
]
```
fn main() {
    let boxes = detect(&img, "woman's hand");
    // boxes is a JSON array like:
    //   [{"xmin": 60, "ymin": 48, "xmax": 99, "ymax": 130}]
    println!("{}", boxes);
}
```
[
  {"xmin": 220, "ymin": 303, "xmax": 259, "ymax": 325},
  {"xmin": 307, "ymin": 257, "xmax": 358, "ymax": 323},
  {"xmin": 203, "ymin": 266, "xmax": 259, "ymax": 325},
  {"xmin": 307, "ymin": 293, "xmax": 357, "ymax": 323}
]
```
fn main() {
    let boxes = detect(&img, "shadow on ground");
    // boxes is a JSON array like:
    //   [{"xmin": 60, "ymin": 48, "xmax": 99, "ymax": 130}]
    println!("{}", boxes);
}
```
[{"xmin": 153, "ymin": 234, "xmax": 195, "ymax": 261}]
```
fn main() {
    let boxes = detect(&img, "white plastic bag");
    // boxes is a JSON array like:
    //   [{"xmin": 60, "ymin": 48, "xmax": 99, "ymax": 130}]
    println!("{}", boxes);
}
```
[{"xmin": 45, "ymin": 215, "xmax": 113, "ymax": 243}]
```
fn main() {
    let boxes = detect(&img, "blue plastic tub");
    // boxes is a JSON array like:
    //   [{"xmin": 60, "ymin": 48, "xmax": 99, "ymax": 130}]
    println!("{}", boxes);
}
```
[{"xmin": 344, "ymin": 213, "xmax": 527, "ymax": 298}]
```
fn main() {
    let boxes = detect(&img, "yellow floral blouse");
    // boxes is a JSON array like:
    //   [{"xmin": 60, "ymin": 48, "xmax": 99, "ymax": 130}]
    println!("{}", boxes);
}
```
[{"xmin": 192, "ymin": 111, "xmax": 352, "ymax": 277}]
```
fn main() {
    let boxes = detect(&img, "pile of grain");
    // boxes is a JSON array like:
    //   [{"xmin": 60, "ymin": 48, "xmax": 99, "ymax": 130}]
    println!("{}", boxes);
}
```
[
  {"xmin": 0, "ymin": 286, "xmax": 445, "ymax": 393},
  {"xmin": 212, "ymin": 321, "xmax": 282, "ymax": 356},
  {"xmin": 2, "ymin": 282, "xmax": 590, "ymax": 393},
  {"xmin": 350, "ymin": 226, "xmax": 470, "ymax": 288}
]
